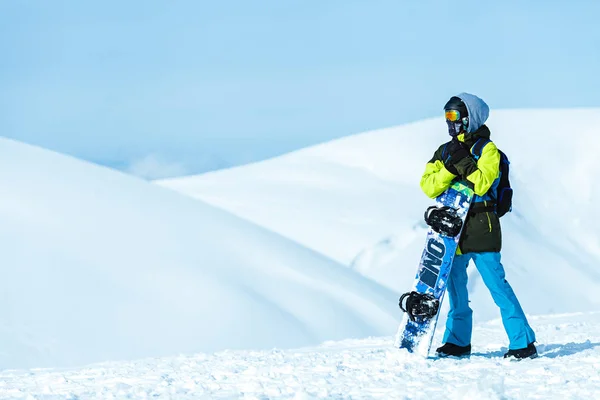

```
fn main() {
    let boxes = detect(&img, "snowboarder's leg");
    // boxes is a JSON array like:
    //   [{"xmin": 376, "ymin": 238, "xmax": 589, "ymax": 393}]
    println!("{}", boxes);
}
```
[
  {"xmin": 442, "ymin": 253, "xmax": 472, "ymax": 347},
  {"xmin": 472, "ymin": 252, "xmax": 536, "ymax": 349}
]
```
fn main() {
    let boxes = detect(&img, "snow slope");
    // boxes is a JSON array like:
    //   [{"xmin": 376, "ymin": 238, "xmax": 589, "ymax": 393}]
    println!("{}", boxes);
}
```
[
  {"xmin": 3, "ymin": 312, "xmax": 599, "ymax": 399},
  {"xmin": 0, "ymin": 138, "xmax": 400, "ymax": 370},
  {"xmin": 160, "ymin": 109, "xmax": 600, "ymax": 322}
]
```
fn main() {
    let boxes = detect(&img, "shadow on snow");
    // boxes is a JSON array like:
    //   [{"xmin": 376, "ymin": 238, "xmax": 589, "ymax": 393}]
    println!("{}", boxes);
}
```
[{"xmin": 469, "ymin": 340, "xmax": 599, "ymax": 359}]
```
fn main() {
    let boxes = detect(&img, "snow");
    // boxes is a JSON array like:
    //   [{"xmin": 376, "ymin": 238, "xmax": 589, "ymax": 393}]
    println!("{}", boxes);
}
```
[
  {"xmin": 0, "ymin": 137, "xmax": 399, "ymax": 370},
  {"xmin": 159, "ymin": 109, "xmax": 600, "ymax": 323},
  {"xmin": 2, "ymin": 312, "xmax": 599, "ymax": 399}
]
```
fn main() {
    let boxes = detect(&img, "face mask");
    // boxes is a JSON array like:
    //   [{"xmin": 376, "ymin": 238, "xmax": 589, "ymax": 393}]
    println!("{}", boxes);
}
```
[{"xmin": 446, "ymin": 120, "xmax": 463, "ymax": 137}]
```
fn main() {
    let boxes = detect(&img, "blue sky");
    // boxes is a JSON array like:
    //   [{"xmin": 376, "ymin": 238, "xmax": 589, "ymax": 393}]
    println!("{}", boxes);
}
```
[{"xmin": 1, "ymin": 1, "xmax": 599, "ymax": 178}]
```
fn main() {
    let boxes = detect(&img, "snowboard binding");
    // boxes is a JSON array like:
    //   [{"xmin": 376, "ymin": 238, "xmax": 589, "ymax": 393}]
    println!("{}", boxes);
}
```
[
  {"xmin": 399, "ymin": 291, "xmax": 440, "ymax": 322},
  {"xmin": 424, "ymin": 206, "xmax": 463, "ymax": 237}
]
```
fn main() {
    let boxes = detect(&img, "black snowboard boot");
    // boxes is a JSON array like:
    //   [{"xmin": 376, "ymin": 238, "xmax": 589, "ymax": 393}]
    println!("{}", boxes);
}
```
[
  {"xmin": 503, "ymin": 342, "xmax": 538, "ymax": 360},
  {"xmin": 436, "ymin": 342, "xmax": 471, "ymax": 358}
]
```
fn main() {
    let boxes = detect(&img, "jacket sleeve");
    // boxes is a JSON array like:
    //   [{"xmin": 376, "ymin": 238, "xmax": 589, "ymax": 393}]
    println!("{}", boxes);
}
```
[
  {"xmin": 420, "ymin": 158, "xmax": 457, "ymax": 199},
  {"xmin": 454, "ymin": 142, "xmax": 500, "ymax": 196}
]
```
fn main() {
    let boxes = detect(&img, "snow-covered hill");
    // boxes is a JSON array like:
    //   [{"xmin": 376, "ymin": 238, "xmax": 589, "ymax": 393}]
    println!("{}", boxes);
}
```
[
  {"xmin": 159, "ymin": 109, "xmax": 600, "ymax": 322},
  {"xmin": 0, "ymin": 138, "xmax": 399, "ymax": 370},
  {"xmin": 3, "ymin": 312, "xmax": 599, "ymax": 399}
]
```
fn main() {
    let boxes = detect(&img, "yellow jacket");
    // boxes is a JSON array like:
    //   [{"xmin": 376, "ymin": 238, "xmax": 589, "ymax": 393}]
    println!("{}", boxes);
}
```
[
  {"xmin": 420, "ymin": 133, "xmax": 500, "ymax": 199},
  {"xmin": 420, "ymin": 126, "xmax": 502, "ymax": 254}
]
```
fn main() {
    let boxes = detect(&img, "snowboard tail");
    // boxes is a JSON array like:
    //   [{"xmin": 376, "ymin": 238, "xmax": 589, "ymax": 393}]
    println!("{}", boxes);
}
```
[{"xmin": 395, "ymin": 181, "xmax": 474, "ymax": 356}]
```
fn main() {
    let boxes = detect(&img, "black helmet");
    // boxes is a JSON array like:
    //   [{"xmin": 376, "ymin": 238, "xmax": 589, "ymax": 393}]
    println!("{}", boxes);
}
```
[{"xmin": 444, "ymin": 96, "xmax": 468, "ymax": 117}]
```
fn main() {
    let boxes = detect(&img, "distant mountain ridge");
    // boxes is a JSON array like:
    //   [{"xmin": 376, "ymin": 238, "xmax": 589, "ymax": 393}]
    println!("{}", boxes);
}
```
[{"xmin": 0, "ymin": 137, "xmax": 398, "ymax": 369}]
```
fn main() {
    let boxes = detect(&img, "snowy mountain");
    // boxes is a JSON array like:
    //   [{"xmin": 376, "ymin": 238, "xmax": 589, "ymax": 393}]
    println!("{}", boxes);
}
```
[
  {"xmin": 3, "ymin": 311, "xmax": 599, "ymax": 398},
  {"xmin": 0, "ymin": 137, "xmax": 399, "ymax": 370},
  {"xmin": 5, "ymin": 108, "xmax": 600, "ymax": 398},
  {"xmin": 159, "ymin": 109, "xmax": 600, "ymax": 323}
]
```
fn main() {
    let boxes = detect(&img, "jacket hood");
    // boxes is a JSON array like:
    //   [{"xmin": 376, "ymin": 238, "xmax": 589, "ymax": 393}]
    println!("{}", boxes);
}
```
[{"xmin": 456, "ymin": 93, "xmax": 489, "ymax": 133}]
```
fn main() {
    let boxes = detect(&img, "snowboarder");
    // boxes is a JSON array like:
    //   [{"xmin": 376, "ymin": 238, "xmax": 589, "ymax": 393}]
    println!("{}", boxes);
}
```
[{"xmin": 420, "ymin": 93, "xmax": 537, "ymax": 359}]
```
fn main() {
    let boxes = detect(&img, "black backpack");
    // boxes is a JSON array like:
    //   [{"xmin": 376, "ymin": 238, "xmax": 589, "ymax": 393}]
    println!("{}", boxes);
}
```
[{"xmin": 470, "ymin": 138, "xmax": 512, "ymax": 217}]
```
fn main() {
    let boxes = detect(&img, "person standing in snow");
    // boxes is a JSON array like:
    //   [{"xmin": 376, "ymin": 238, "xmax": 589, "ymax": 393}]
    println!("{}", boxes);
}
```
[{"xmin": 420, "ymin": 93, "xmax": 537, "ymax": 359}]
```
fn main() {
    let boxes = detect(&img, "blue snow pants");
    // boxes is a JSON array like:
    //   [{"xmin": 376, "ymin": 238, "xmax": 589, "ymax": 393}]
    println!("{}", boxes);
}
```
[{"xmin": 442, "ymin": 252, "xmax": 536, "ymax": 350}]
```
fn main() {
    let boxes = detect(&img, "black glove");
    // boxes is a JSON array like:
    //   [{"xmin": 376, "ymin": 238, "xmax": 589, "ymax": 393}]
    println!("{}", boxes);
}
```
[
  {"xmin": 444, "ymin": 139, "xmax": 470, "ymax": 175},
  {"xmin": 445, "ymin": 161, "xmax": 459, "ymax": 175},
  {"xmin": 446, "ymin": 138, "xmax": 470, "ymax": 164}
]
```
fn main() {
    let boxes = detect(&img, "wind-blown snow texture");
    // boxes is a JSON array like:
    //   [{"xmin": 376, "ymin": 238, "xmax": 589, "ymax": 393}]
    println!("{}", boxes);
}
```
[
  {"xmin": 161, "ymin": 109, "xmax": 600, "ymax": 323},
  {"xmin": 0, "ymin": 137, "xmax": 398, "ymax": 370},
  {"xmin": 2, "ymin": 312, "xmax": 599, "ymax": 399}
]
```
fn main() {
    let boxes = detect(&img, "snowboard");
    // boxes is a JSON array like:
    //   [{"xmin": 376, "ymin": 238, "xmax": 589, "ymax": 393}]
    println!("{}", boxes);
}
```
[{"xmin": 395, "ymin": 180, "xmax": 475, "ymax": 356}]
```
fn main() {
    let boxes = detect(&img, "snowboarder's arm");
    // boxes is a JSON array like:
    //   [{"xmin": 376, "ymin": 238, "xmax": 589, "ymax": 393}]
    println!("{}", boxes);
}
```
[
  {"xmin": 420, "ymin": 159, "xmax": 456, "ymax": 199},
  {"xmin": 454, "ymin": 142, "xmax": 500, "ymax": 196}
]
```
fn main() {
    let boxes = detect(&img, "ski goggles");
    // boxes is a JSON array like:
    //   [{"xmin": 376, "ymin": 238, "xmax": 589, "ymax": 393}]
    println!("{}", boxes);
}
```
[{"xmin": 445, "ymin": 109, "xmax": 462, "ymax": 122}]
